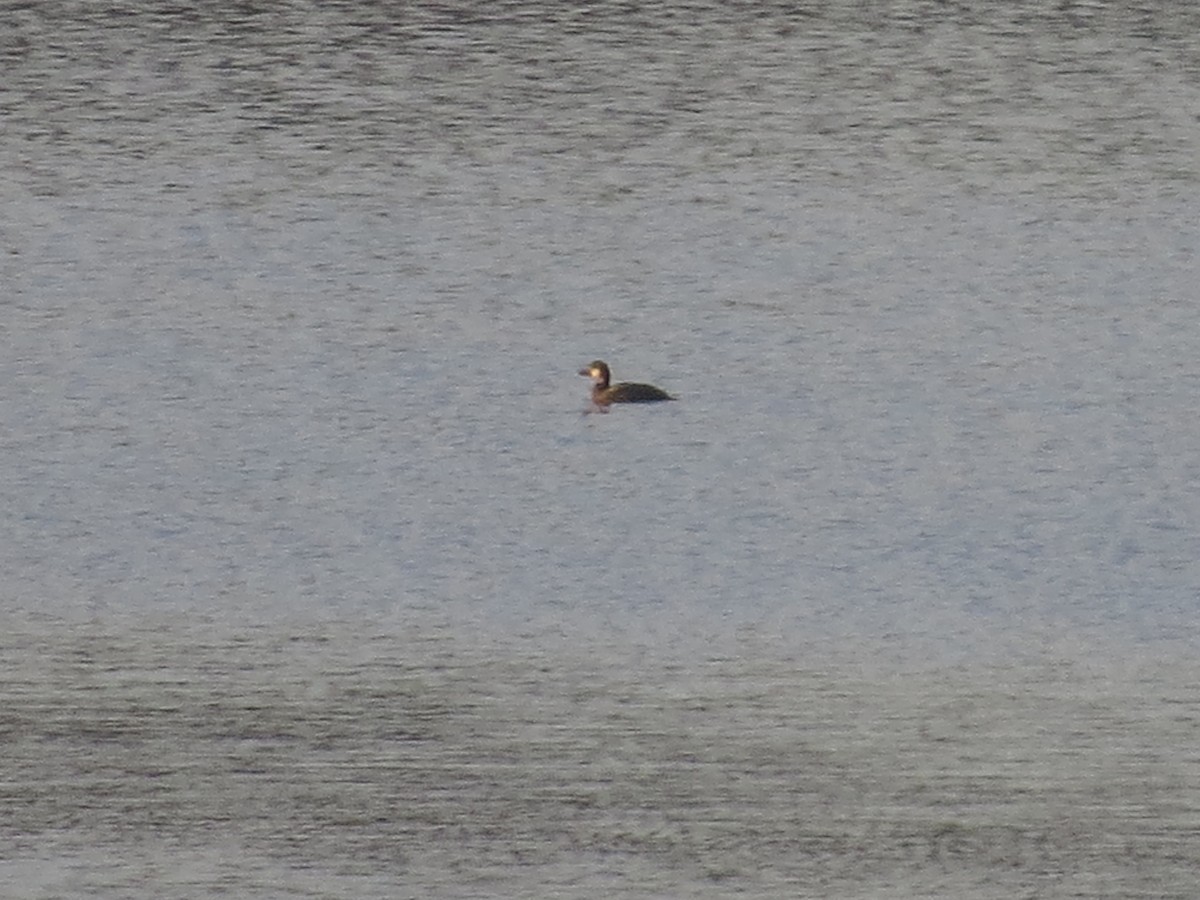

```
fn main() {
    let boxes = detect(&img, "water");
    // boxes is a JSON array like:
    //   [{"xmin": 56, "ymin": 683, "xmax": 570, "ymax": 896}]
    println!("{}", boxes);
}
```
[
  {"xmin": 5, "ymin": 619, "xmax": 1199, "ymax": 899},
  {"xmin": 3, "ymin": 2, "xmax": 1200, "ymax": 896}
]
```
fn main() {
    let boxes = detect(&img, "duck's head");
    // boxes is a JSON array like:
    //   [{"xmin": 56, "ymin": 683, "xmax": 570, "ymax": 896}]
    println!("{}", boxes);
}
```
[{"xmin": 578, "ymin": 360, "xmax": 611, "ymax": 388}]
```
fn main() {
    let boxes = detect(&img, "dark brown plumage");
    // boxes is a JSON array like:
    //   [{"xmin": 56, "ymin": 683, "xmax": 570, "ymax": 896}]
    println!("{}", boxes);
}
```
[{"xmin": 579, "ymin": 360, "xmax": 675, "ymax": 406}]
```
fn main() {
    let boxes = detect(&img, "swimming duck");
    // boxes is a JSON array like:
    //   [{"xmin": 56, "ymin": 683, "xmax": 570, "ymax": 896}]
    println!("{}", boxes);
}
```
[{"xmin": 579, "ymin": 360, "xmax": 675, "ymax": 406}]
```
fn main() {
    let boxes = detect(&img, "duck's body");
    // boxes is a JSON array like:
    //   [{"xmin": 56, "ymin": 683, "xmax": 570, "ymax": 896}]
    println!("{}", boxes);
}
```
[{"xmin": 579, "ymin": 360, "xmax": 675, "ymax": 406}]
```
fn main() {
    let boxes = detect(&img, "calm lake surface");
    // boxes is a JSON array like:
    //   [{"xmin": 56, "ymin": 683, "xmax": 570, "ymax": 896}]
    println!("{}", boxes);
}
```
[{"xmin": 4, "ymin": 2, "xmax": 1200, "ymax": 897}]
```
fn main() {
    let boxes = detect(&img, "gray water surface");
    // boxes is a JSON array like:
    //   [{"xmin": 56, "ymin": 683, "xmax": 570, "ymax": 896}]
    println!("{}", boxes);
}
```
[
  {"xmin": 5, "ymin": 618, "xmax": 1199, "ymax": 899},
  {"xmin": 4, "ymin": 1, "xmax": 1200, "ymax": 896}
]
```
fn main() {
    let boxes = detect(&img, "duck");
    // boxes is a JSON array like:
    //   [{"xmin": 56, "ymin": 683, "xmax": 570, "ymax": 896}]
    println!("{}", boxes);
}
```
[{"xmin": 579, "ymin": 360, "xmax": 675, "ymax": 406}]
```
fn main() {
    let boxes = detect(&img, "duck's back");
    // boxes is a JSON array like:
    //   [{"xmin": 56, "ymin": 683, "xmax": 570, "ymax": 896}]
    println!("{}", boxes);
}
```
[{"xmin": 601, "ymin": 381, "xmax": 675, "ymax": 404}]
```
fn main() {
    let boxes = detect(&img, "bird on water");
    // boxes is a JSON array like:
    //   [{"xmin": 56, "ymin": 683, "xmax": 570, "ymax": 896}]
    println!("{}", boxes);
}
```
[{"xmin": 579, "ymin": 360, "xmax": 675, "ymax": 407}]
